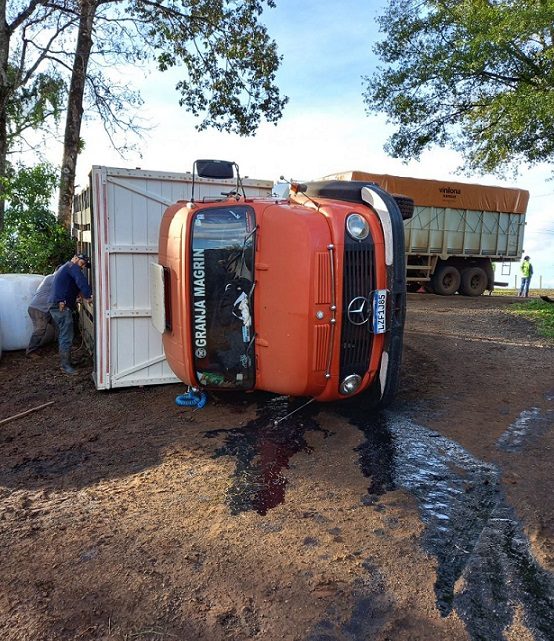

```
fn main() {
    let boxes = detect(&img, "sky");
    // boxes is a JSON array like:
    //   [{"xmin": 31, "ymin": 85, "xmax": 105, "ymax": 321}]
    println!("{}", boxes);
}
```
[{"xmin": 40, "ymin": 0, "xmax": 554, "ymax": 287}]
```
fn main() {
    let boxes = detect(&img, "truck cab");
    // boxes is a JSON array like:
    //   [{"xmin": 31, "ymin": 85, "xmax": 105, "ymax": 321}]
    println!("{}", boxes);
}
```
[{"xmin": 153, "ymin": 160, "xmax": 411, "ymax": 405}]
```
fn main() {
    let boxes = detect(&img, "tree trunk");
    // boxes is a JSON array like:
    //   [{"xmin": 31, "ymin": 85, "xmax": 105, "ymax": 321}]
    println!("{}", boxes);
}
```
[
  {"xmin": 0, "ymin": 0, "xmax": 11, "ymax": 230},
  {"xmin": 57, "ymin": 0, "xmax": 97, "ymax": 228},
  {"xmin": 0, "ymin": 106, "xmax": 7, "ymax": 230}
]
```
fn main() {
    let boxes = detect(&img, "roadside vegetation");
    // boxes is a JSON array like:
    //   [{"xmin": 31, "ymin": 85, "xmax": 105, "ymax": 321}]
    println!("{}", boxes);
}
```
[
  {"xmin": 509, "ymin": 299, "xmax": 554, "ymax": 339},
  {"xmin": 493, "ymin": 289, "xmax": 554, "ymax": 298},
  {"xmin": 0, "ymin": 0, "xmax": 287, "ymax": 229},
  {"xmin": 0, "ymin": 164, "xmax": 73, "ymax": 274},
  {"xmin": 366, "ymin": 0, "xmax": 554, "ymax": 177}
]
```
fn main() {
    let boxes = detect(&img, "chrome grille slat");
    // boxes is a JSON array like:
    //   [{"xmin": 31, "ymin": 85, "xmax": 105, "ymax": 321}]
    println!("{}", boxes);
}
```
[{"xmin": 340, "ymin": 242, "xmax": 375, "ymax": 378}]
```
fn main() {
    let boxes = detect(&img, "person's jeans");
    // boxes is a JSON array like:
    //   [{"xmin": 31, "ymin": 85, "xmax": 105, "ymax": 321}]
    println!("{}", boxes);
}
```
[
  {"xmin": 26, "ymin": 307, "xmax": 51, "ymax": 353},
  {"xmin": 519, "ymin": 276, "xmax": 531, "ymax": 297},
  {"xmin": 49, "ymin": 305, "xmax": 74, "ymax": 352}
]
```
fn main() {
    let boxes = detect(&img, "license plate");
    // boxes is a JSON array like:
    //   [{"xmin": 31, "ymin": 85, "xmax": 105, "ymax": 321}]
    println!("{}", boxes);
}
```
[{"xmin": 372, "ymin": 289, "xmax": 388, "ymax": 334}]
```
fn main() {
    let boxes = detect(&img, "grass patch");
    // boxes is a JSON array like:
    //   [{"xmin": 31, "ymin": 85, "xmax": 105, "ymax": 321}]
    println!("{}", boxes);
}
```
[
  {"xmin": 509, "ymin": 299, "xmax": 554, "ymax": 339},
  {"xmin": 492, "ymin": 288, "xmax": 554, "ymax": 297}
]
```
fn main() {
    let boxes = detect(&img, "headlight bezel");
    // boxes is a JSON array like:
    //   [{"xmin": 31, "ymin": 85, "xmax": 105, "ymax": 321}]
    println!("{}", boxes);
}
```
[
  {"xmin": 339, "ymin": 374, "xmax": 362, "ymax": 395},
  {"xmin": 346, "ymin": 213, "xmax": 370, "ymax": 241}
]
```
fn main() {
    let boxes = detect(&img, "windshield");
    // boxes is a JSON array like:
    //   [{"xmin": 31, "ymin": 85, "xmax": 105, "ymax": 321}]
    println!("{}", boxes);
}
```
[{"xmin": 190, "ymin": 206, "xmax": 256, "ymax": 389}]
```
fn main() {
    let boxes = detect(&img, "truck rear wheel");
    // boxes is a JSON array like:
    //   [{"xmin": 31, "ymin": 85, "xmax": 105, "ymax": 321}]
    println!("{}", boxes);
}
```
[
  {"xmin": 431, "ymin": 264, "xmax": 461, "ymax": 296},
  {"xmin": 459, "ymin": 267, "xmax": 487, "ymax": 296}
]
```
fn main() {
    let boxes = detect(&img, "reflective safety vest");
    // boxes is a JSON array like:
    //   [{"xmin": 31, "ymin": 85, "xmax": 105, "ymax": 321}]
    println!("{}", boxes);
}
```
[{"xmin": 521, "ymin": 260, "xmax": 531, "ymax": 278}]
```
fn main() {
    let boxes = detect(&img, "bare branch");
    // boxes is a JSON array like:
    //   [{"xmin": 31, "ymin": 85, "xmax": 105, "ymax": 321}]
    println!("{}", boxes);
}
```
[
  {"xmin": 9, "ymin": 0, "xmax": 49, "ymax": 33},
  {"xmin": 20, "ymin": 18, "xmax": 75, "ymax": 87}
]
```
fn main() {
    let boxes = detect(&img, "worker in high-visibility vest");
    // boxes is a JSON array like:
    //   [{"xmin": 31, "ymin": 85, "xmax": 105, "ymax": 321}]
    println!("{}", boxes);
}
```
[{"xmin": 518, "ymin": 255, "xmax": 533, "ymax": 297}]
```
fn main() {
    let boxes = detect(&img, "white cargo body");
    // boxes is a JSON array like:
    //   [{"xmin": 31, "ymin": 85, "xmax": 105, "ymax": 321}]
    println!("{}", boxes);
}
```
[{"xmin": 73, "ymin": 166, "xmax": 273, "ymax": 390}]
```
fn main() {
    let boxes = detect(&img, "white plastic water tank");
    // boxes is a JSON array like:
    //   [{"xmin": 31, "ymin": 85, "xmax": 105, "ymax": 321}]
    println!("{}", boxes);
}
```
[{"xmin": 0, "ymin": 274, "xmax": 45, "ymax": 350}]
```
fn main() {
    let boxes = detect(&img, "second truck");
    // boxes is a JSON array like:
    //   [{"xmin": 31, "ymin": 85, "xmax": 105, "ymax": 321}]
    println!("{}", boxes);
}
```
[{"xmin": 324, "ymin": 171, "xmax": 529, "ymax": 296}]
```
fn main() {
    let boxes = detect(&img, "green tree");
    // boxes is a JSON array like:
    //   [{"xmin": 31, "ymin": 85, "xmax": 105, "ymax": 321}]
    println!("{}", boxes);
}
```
[
  {"xmin": 0, "ymin": 0, "xmax": 69, "ymax": 229},
  {"xmin": 364, "ymin": 0, "xmax": 554, "ymax": 175},
  {"xmin": 56, "ymin": 0, "xmax": 287, "ymax": 226},
  {"xmin": 0, "ymin": 2, "xmax": 286, "ymax": 229},
  {"xmin": 0, "ymin": 162, "xmax": 74, "ymax": 273},
  {"xmin": 6, "ymin": 68, "xmax": 65, "ymax": 145}
]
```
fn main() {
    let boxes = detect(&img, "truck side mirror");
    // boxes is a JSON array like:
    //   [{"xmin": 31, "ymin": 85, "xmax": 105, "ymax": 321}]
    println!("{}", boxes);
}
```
[{"xmin": 195, "ymin": 159, "xmax": 235, "ymax": 180}]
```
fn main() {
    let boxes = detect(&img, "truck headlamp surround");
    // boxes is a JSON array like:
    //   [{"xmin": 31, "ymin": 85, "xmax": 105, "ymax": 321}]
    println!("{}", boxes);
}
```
[
  {"xmin": 339, "ymin": 374, "xmax": 362, "ymax": 395},
  {"xmin": 346, "ymin": 214, "xmax": 369, "ymax": 241}
]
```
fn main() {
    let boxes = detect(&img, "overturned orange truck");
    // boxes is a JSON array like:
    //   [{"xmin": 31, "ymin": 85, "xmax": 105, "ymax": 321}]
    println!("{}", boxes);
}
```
[{"xmin": 152, "ymin": 160, "xmax": 413, "ymax": 404}]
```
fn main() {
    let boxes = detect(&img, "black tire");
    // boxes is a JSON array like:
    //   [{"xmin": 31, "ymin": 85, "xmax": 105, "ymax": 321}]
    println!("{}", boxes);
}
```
[
  {"xmin": 392, "ymin": 194, "xmax": 415, "ymax": 220},
  {"xmin": 459, "ymin": 266, "xmax": 487, "ymax": 297},
  {"xmin": 431, "ymin": 264, "xmax": 461, "ymax": 296}
]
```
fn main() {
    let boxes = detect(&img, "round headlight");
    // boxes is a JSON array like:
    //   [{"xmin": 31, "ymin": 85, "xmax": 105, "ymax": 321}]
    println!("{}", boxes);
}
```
[
  {"xmin": 346, "ymin": 214, "xmax": 369, "ymax": 241},
  {"xmin": 339, "ymin": 374, "xmax": 362, "ymax": 395}
]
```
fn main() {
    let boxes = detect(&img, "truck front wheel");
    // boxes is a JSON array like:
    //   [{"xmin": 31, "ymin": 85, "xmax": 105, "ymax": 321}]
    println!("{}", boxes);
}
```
[
  {"xmin": 459, "ymin": 267, "xmax": 487, "ymax": 297},
  {"xmin": 431, "ymin": 264, "xmax": 461, "ymax": 296}
]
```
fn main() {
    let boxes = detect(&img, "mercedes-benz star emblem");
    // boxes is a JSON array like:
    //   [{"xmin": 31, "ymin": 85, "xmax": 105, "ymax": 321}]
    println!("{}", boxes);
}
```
[{"xmin": 347, "ymin": 296, "xmax": 370, "ymax": 325}]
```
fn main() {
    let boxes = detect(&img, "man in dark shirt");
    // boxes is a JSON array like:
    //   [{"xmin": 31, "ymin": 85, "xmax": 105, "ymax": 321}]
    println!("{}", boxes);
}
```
[
  {"xmin": 49, "ymin": 254, "xmax": 93, "ymax": 375},
  {"xmin": 26, "ymin": 269, "xmax": 58, "ymax": 358}
]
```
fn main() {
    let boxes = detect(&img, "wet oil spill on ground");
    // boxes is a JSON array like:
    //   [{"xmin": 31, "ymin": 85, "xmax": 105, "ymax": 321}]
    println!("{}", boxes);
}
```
[
  {"xmin": 306, "ymin": 559, "xmax": 390, "ymax": 641},
  {"xmin": 496, "ymin": 395, "xmax": 553, "ymax": 452},
  {"xmin": 205, "ymin": 395, "xmax": 329, "ymax": 515},
  {"xmin": 346, "ymin": 408, "xmax": 554, "ymax": 641},
  {"xmin": 205, "ymin": 393, "xmax": 553, "ymax": 641}
]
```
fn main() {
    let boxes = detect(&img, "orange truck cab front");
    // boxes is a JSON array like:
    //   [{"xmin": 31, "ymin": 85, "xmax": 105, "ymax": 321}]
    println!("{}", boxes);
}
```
[{"xmin": 153, "ymin": 160, "xmax": 412, "ymax": 405}]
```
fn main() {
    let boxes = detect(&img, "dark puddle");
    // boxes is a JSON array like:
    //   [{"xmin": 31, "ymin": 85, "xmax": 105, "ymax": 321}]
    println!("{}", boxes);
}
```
[
  {"xmin": 204, "ymin": 395, "xmax": 329, "ymax": 515},
  {"xmin": 343, "ymin": 408, "xmax": 554, "ymax": 641},
  {"xmin": 204, "ymin": 391, "xmax": 554, "ymax": 640},
  {"xmin": 496, "ymin": 398, "xmax": 553, "ymax": 453},
  {"xmin": 306, "ymin": 560, "xmax": 389, "ymax": 641}
]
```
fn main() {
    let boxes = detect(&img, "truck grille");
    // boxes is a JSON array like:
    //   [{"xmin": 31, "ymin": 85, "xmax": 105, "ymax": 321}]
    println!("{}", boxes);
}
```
[{"xmin": 340, "ymin": 241, "xmax": 375, "ymax": 379}]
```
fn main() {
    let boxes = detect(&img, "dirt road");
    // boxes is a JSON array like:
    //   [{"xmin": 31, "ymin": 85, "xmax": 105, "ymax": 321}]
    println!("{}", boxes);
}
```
[{"xmin": 1, "ymin": 293, "xmax": 553, "ymax": 641}]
